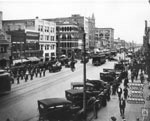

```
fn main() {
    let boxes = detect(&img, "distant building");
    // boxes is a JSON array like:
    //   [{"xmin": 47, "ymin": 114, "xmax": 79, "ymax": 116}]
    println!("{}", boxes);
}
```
[
  {"xmin": 95, "ymin": 28, "xmax": 114, "ymax": 49},
  {"xmin": 45, "ymin": 14, "xmax": 95, "ymax": 51},
  {"xmin": 0, "ymin": 11, "xmax": 11, "ymax": 68},
  {"xmin": 56, "ymin": 21, "xmax": 83, "ymax": 57},
  {"xmin": 3, "ymin": 17, "xmax": 56, "ymax": 61}
]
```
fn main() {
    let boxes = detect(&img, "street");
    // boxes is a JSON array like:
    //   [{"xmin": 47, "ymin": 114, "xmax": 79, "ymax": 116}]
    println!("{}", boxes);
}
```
[{"xmin": 0, "ymin": 57, "xmax": 117, "ymax": 121}]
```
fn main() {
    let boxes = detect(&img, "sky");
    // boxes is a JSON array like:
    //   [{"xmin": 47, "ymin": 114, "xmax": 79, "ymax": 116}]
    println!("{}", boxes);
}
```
[{"xmin": 0, "ymin": 0, "xmax": 150, "ymax": 44}]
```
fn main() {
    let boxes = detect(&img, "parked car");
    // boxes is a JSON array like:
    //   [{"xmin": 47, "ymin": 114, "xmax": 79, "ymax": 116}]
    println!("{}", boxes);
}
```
[
  {"xmin": 100, "ymin": 72, "xmax": 116, "ymax": 85},
  {"xmin": 65, "ymin": 89, "xmax": 101, "ymax": 111},
  {"xmin": 37, "ymin": 98, "xmax": 81, "ymax": 121},
  {"xmin": 86, "ymin": 79, "xmax": 111, "ymax": 101}
]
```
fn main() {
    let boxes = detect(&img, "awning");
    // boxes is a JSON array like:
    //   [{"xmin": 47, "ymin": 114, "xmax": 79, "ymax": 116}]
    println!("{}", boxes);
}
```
[
  {"xmin": 27, "ymin": 57, "xmax": 40, "ymax": 62},
  {"xmin": 13, "ymin": 59, "xmax": 30, "ymax": 65}
]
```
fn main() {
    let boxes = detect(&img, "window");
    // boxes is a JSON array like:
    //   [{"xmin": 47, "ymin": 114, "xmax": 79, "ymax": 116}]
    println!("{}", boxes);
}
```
[
  {"xmin": 40, "ymin": 35, "xmax": 43, "ymax": 40},
  {"xmin": 40, "ymin": 45, "xmax": 43, "ymax": 50},
  {"xmin": 51, "ymin": 36, "xmax": 54, "ymax": 41},
  {"xmin": 41, "ymin": 26, "xmax": 43, "ymax": 31},
  {"xmin": 45, "ymin": 26, "xmax": 49, "ymax": 32},
  {"xmin": 38, "ymin": 25, "xmax": 40, "ymax": 31},
  {"xmin": 45, "ymin": 35, "xmax": 49, "ymax": 40},
  {"xmin": 51, "ymin": 45, "xmax": 55, "ymax": 50}
]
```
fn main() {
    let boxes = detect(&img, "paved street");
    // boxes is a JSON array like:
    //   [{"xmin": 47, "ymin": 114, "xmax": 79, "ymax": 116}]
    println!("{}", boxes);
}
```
[{"xmin": 0, "ymin": 58, "xmax": 117, "ymax": 121}]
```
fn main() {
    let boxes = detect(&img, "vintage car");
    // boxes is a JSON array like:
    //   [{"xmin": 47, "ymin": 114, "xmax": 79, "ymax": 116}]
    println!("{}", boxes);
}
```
[
  {"xmin": 91, "ymin": 54, "xmax": 106, "ymax": 66},
  {"xmin": 48, "ymin": 62, "xmax": 62, "ymax": 72},
  {"xmin": 37, "ymin": 98, "xmax": 81, "ymax": 121},
  {"xmin": 70, "ymin": 82, "xmax": 102, "ymax": 97},
  {"xmin": 65, "ymin": 89, "xmax": 101, "ymax": 111},
  {"xmin": 100, "ymin": 72, "xmax": 116, "ymax": 85},
  {"xmin": 114, "ymin": 63, "xmax": 125, "ymax": 72},
  {"xmin": 86, "ymin": 79, "xmax": 111, "ymax": 101},
  {"xmin": 69, "ymin": 82, "xmax": 107, "ymax": 107}
]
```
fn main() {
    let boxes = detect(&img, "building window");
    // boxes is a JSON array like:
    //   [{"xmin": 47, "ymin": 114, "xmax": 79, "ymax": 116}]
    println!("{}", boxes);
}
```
[
  {"xmin": 51, "ymin": 36, "xmax": 54, "ymax": 41},
  {"xmin": 41, "ymin": 26, "xmax": 43, "ymax": 31},
  {"xmin": 40, "ymin": 35, "xmax": 43, "ymax": 40},
  {"xmin": 40, "ymin": 45, "xmax": 43, "ymax": 50},
  {"xmin": 45, "ymin": 35, "xmax": 49, "ymax": 40},
  {"xmin": 45, "ymin": 53, "xmax": 49, "ymax": 57},
  {"xmin": 38, "ymin": 25, "xmax": 40, "ymax": 31},
  {"xmin": 51, "ymin": 45, "xmax": 55, "ymax": 50}
]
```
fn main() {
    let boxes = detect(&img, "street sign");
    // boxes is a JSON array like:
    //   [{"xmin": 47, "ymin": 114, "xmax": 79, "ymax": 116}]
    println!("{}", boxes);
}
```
[{"xmin": 141, "ymin": 108, "xmax": 149, "ymax": 117}]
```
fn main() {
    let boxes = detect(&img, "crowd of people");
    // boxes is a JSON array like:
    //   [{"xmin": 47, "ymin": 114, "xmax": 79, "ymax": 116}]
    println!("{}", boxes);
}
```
[{"xmin": 111, "ymin": 50, "xmax": 147, "ymax": 121}]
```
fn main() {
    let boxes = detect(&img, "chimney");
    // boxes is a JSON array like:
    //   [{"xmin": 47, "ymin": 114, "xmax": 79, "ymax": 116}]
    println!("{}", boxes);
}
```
[{"xmin": 0, "ymin": 11, "xmax": 3, "ymax": 30}]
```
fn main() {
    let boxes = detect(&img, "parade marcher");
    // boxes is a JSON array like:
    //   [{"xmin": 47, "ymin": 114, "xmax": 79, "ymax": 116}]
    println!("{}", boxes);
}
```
[
  {"xmin": 25, "ymin": 71, "xmax": 29, "ymax": 82},
  {"xmin": 123, "ymin": 87, "xmax": 128, "ymax": 100},
  {"xmin": 20, "ymin": 70, "xmax": 24, "ymax": 80},
  {"xmin": 39, "ymin": 69, "xmax": 42, "ymax": 78},
  {"xmin": 43, "ymin": 68, "xmax": 46, "ymax": 77},
  {"xmin": 35, "ymin": 68, "xmax": 38, "ymax": 77},
  {"xmin": 117, "ymin": 86, "xmax": 122, "ymax": 100},
  {"xmin": 17, "ymin": 73, "xmax": 20, "ymax": 84},
  {"xmin": 119, "ymin": 97, "xmax": 126, "ymax": 117}
]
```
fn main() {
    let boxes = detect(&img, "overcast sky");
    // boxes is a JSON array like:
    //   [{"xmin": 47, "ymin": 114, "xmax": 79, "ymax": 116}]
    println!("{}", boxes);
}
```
[{"xmin": 0, "ymin": 0, "xmax": 150, "ymax": 44}]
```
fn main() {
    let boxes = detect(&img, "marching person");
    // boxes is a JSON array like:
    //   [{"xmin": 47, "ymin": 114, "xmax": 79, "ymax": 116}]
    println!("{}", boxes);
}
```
[{"xmin": 119, "ymin": 97, "xmax": 126, "ymax": 117}]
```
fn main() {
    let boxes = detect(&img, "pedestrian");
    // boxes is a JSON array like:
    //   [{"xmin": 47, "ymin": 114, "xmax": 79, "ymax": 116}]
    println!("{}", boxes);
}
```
[
  {"xmin": 70, "ymin": 60, "xmax": 76, "ymax": 72},
  {"xmin": 131, "ymin": 70, "xmax": 135, "ymax": 83},
  {"xmin": 112, "ymin": 83, "xmax": 117, "ymax": 95},
  {"xmin": 93, "ymin": 99, "xmax": 99, "ymax": 119},
  {"xmin": 123, "ymin": 87, "xmax": 128, "ymax": 100},
  {"xmin": 43, "ymin": 68, "xmax": 45, "ymax": 76},
  {"xmin": 119, "ymin": 97, "xmax": 126, "ymax": 117},
  {"xmin": 117, "ymin": 86, "xmax": 122, "ymax": 100},
  {"xmin": 39, "ymin": 69, "xmax": 42, "ymax": 77},
  {"xmin": 140, "ymin": 72, "xmax": 144, "ymax": 84},
  {"xmin": 124, "ymin": 77, "xmax": 129, "ymax": 88}
]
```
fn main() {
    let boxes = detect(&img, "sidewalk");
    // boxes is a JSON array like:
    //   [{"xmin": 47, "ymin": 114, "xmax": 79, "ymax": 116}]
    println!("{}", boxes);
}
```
[{"xmin": 90, "ymin": 73, "xmax": 150, "ymax": 121}]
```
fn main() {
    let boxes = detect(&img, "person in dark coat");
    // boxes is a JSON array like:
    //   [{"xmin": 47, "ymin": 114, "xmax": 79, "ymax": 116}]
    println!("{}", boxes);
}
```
[
  {"xmin": 123, "ymin": 87, "xmax": 128, "ymax": 99},
  {"xmin": 124, "ymin": 78, "xmax": 129, "ymax": 88},
  {"xmin": 117, "ymin": 87, "xmax": 122, "ymax": 100},
  {"xmin": 119, "ymin": 97, "xmax": 126, "ymax": 117}
]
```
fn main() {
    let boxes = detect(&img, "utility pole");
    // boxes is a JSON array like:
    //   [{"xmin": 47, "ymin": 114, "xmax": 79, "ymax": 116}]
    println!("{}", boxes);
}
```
[
  {"xmin": 57, "ymin": 27, "xmax": 61, "ymax": 61},
  {"xmin": 83, "ymin": 31, "xmax": 87, "ymax": 120}
]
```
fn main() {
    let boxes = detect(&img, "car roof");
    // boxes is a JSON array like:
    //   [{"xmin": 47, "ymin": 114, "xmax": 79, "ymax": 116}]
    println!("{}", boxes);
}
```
[
  {"xmin": 71, "ymin": 82, "xmax": 94, "ymax": 87},
  {"xmin": 65, "ymin": 89, "xmax": 91, "ymax": 95},
  {"xmin": 38, "ymin": 98, "xmax": 71, "ymax": 107}
]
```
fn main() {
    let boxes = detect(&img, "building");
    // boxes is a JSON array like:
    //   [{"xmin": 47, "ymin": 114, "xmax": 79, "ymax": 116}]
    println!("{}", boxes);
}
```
[
  {"xmin": 0, "ymin": 11, "xmax": 11, "ymax": 68},
  {"xmin": 88, "ymin": 13, "xmax": 96, "ymax": 50},
  {"xmin": 56, "ymin": 20, "xmax": 83, "ymax": 58},
  {"xmin": 95, "ymin": 28, "xmax": 114, "ymax": 50},
  {"xmin": 45, "ymin": 14, "xmax": 95, "ymax": 51},
  {"xmin": 3, "ymin": 17, "xmax": 56, "ymax": 61},
  {"xmin": 6, "ymin": 29, "xmax": 42, "ymax": 61}
]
